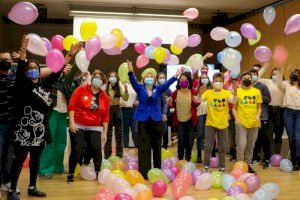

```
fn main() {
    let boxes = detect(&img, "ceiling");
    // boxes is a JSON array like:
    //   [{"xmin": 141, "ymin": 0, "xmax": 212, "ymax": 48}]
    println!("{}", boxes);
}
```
[{"xmin": 0, "ymin": 0, "xmax": 283, "ymax": 24}]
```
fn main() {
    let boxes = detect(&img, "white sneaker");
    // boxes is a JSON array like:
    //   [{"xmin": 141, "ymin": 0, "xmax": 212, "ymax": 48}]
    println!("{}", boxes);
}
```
[{"xmin": 1, "ymin": 183, "xmax": 20, "ymax": 194}]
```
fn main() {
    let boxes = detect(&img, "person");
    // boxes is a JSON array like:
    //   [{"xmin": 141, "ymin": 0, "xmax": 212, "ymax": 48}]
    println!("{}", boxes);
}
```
[
  {"xmin": 250, "ymin": 69, "xmax": 272, "ymax": 168},
  {"xmin": 104, "ymin": 71, "xmax": 129, "ymax": 158},
  {"xmin": 223, "ymin": 71, "xmax": 242, "ymax": 161},
  {"xmin": 67, "ymin": 70, "xmax": 109, "ymax": 182},
  {"xmin": 232, "ymin": 72, "xmax": 262, "ymax": 174},
  {"xmin": 8, "ymin": 36, "xmax": 65, "ymax": 200},
  {"xmin": 277, "ymin": 67, "xmax": 300, "ymax": 170},
  {"xmin": 200, "ymin": 72, "xmax": 237, "ymax": 173},
  {"xmin": 195, "ymin": 73, "xmax": 212, "ymax": 163},
  {"xmin": 171, "ymin": 71, "xmax": 198, "ymax": 162},
  {"xmin": 257, "ymin": 64, "xmax": 285, "ymax": 154},
  {"xmin": 127, "ymin": 60, "xmax": 181, "ymax": 179},
  {"xmin": 156, "ymin": 72, "xmax": 172, "ymax": 149}
]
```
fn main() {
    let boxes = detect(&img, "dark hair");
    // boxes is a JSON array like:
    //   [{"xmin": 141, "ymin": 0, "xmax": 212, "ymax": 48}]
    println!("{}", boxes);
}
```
[
  {"xmin": 156, "ymin": 72, "xmax": 166, "ymax": 81},
  {"xmin": 252, "ymin": 64, "xmax": 262, "ymax": 69},
  {"xmin": 0, "ymin": 50, "xmax": 11, "ymax": 55},
  {"xmin": 212, "ymin": 72, "xmax": 224, "ymax": 81},
  {"xmin": 290, "ymin": 69, "xmax": 300, "ymax": 85},
  {"xmin": 25, "ymin": 60, "xmax": 40, "ymax": 72},
  {"xmin": 106, "ymin": 71, "xmax": 121, "ymax": 97},
  {"xmin": 197, "ymin": 74, "xmax": 212, "ymax": 91},
  {"xmin": 249, "ymin": 69, "xmax": 258, "ymax": 76},
  {"xmin": 176, "ymin": 72, "xmax": 193, "ymax": 90},
  {"xmin": 241, "ymin": 71, "xmax": 252, "ymax": 78}
]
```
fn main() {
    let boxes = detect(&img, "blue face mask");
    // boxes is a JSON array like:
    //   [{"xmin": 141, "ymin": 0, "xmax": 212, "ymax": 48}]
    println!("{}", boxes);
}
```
[
  {"xmin": 252, "ymin": 75, "xmax": 258, "ymax": 82},
  {"xmin": 26, "ymin": 69, "xmax": 39, "ymax": 80},
  {"xmin": 201, "ymin": 78, "xmax": 209, "ymax": 85},
  {"xmin": 144, "ymin": 77, "xmax": 154, "ymax": 85},
  {"xmin": 92, "ymin": 78, "xmax": 103, "ymax": 88},
  {"xmin": 108, "ymin": 77, "xmax": 117, "ymax": 84},
  {"xmin": 230, "ymin": 72, "xmax": 239, "ymax": 80},
  {"xmin": 272, "ymin": 75, "xmax": 277, "ymax": 82}
]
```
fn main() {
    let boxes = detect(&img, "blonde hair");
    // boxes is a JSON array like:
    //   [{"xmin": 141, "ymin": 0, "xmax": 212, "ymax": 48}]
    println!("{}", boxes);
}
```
[{"xmin": 92, "ymin": 69, "xmax": 107, "ymax": 85}]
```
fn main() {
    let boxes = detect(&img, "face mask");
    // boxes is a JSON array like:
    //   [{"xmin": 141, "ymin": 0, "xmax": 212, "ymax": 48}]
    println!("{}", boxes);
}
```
[
  {"xmin": 272, "ymin": 75, "xmax": 277, "ymax": 82},
  {"xmin": 290, "ymin": 73, "xmax": 299, "ymax": 82},
  {"xmin": 108, "ymin": 77, "xmax": 117, "ymax": 84},
  {"xmin": 252, "ymin": 75, "xmax": 258, "ymax": 82},
  {"xmin": 158, "ymin": 78, "xmax": 166, "ymax": 85},
  {"xmin": 212, "ymin": 82, "xmax": 223, "ymax": 90},
  {"xmin": 0, "ymin": 60, "xmax": 12, "ymax": 71},
  {"xmin": 144, "ymin": 77, "xmax": 154, "ymax": 85},
  {"xmin": 26, "ymin": 69, "xmax": 39, "ymax": 80},
  {"xmin": 92, "ymin": 78, "xmax": 103, "ymax": 88},
  {"xmin": 201, "ymin": 78, "xmax": 209, "ymax": 85},
  {"xmin": 180, "ymin": 80, "xmax": 189, "ymax": 88},
  {"xmin": 242, "ymin": 79, "xmax": 252, "ymax": 87},
  {"xmin": 230, "ymin": 72, "xmax": 239, "ymax": 80}
]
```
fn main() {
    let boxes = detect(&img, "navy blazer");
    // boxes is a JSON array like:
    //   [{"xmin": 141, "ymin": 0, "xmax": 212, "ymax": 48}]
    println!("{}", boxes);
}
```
[{"xmin": 128, "ymin": 72, "xmax": 177, "ymax": 122}]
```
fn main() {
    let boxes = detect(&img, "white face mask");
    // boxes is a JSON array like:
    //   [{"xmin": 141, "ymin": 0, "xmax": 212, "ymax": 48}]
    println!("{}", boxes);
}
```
[
  {"xmin": 158, "ymin": 78, "xmax": 166, "ymax": 85},
  {"xmin": 91, "ymin": 78, "xmax": 103, "ymax": 88},
  {"xmin": 212, "ymin": 82, "xmax": 223, "ymax": 90},
  {"xmin": 108, "ymin": 77, "xmax": 117, "ymax": 84}
]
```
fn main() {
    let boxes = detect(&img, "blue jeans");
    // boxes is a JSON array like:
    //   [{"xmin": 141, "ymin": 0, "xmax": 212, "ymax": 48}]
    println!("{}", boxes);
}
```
[
  {"xmin": 196, "ymin": 115, "xmax": 206, "ymax": 153},
  {"xmin": 177, "ymin": 120, "xmax": 194, "ymax": 161},
  {"xmin": 283, "ymin": 108, "xmax": 300, "ymax": 162},
  {"xmin": 121, "ymin": 108, "xmax": 137, "ymax": 148},
  {"xmin": 0, "ymin": 125, "xmax": 13, "ymax": 184}
]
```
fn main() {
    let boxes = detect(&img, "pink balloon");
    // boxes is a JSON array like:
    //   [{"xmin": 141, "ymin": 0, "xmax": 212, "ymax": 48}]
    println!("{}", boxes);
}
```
[
  {"xmin": 99, "ymin": 188, "xmax": 114, "ymax": 196},
  {"xmin": 227, "ymin": 186, "xmax": 244, "ymax": 196},
  {"xmin": 240, "ymin": 23, "xmax": 257, "ymax": 39},
  {"xmin": 210, "ymin": 27, "xmax": 230, "ymax": 41},
  {"xmin": 85, "ymin": 36, "xmax": 101, "ymax": 61},
  {"xmin": 103, "ymin": 48, "xmax": 122, "ymax": 56},
  {"xmin": 94, "ymin": 192, "xmax": 114, "ymax": 200},
  {"xmin": 174, "ymin": 35, "xmax": 188, "ymax": 49},
  {"xmin": 191, "ymin": 169, "xmax": 204, "ymax": 185},
  {"xmin": 80, "ymin": 165, "xmax": 96, "ymax": 180},
  {"xmin": 152, "ymin": 180, "xmax": 167, "ymax": 197},
  {"xmin": 101, "ymin": 34, "xmax": 117, "ymax": 49},
  {"xmin": 162, "ymin": 168, "xmax": 176, "ymax": 183},
  {"xmin": 46, "ymin": 49, "xmax": 65, "ymax": 73},
  {"xmin": 237, "ymin": 173, "xmax": 252, "ymax": 183},
  {"xmin": 244, "ymin": 175, "xmax": 260, "ymax": 193},
  {"xmin": 134, "ymin": 43, "xmax": 147, "ymax": 55},
  {"xmin": 8, "ymin": 2, "xmax": 38, "ymax": 25},
  {"xmin": 210, "ymin": 157, "xmax": 219, "ymax": 168},
  {"xmin": 120, "ymin": 38, "xmax": 129, "ymax": 50},
  {"xmin": 171, "ymin": 179, "xmax": 188, "ymax": 199},
  {"xmin": 188, "ymin": 34, "xmax": 201, "ymax": 47},
  {"xmin": 118, "ymin": 188, "xmax": 137, "ymax": 200},
  {"xmin": 151, "ymin": 37, "xmax": 162, "ymax": 47},
  {"xmin": 166, "ymin": 54, "xmax": 179, "ymax": 65},
  {"xmin": 254, "ymin": 46, "xmax": 272, "ymax": 62},
  {"xmin": 163, "ymin": 48, "xmax": 171, "ymax": 63},
  {"xmin": 51, "ymin": 35, "xmax": 64, "ymax": 51},
  {"xmin": 114, "ymin": 193, "xmax": 133, "ymax": 200},
  {"xmin": 183, "ymin": 8, "xmax": 199, "ymax": 20},
  {"xmin": 171, "ymin": 165, "xmax": 181, "ymax": 177},
  {"xmin": 270, "ymin": 154, "xmax": 283, "ymax": 166},
  {"xmin": 195, "ymin": 173, "xmax": 213, "ymax": 190},
  {"xmin": 136, "ymin": 55, "xmax": 149, "ymax": 69},
  {"xmin": 273, "ymin": 45, "xmax": 288, "ymax": 66},
  {"xmin": 284, "ymin": 14, "xmax": 300, "ymax": 35},
  {"xmin": 42, "ymin": 37, "xmax": 52, "ymax": 53}
]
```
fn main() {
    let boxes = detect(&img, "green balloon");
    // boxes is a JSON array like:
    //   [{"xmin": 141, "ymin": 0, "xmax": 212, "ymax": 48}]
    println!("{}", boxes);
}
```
[
  {"xmin": 147, "ymin": 168, "xmax": 169, "ymax": 184},
  {"xmin": 108, "ymin": 155, "xmax": 121, "ymax": 165},
  {"xmin": 212, "ymin": 171, "xmax": 223, "ymax": 189},
  {"xmin": 118, "ymin": 62, "xmax": 129, "ymax": 83},
  {"xmin": 101, "ymin": 159, "xmax": 112, "ymax": 170},
  {"xmin": 190, "ymin": 150, "xmax": 197, "ymax": 163}
]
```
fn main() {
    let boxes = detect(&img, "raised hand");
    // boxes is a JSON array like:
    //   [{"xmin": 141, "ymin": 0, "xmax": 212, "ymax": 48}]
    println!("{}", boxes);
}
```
[
  {"xmin": 127, "ymin": 60, "xmax": 133, "ymax": 72},
  {"xmin": 21, "ymin": 35, "xmax": 29, "ymax": 50},
  {"xmin": 69, "ymin": 42, "xmax": 84, "ymax": 56},
  {"xmin": 174, "ymin": 67, "xmax": 184, "ymax": 78},
  {"xmin": 204, "ymin": 52, "xmax": 214, "ymax": 59},
  {"xmin": 12, "ymin": 52, "xmax": 20, "ymax": 60}
]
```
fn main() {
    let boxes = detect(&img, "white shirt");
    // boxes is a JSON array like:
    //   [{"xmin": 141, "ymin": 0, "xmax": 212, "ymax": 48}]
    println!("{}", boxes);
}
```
[
  {"xmin": 119, "ymin": 83, "xmax": 137, "ymax": 108},
  {"xmin": 53, "ymin": 90, "xmax": 68, "ymax": 113}
]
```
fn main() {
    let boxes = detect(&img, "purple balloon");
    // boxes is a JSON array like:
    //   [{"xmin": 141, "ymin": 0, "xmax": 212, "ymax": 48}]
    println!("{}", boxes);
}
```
[
  {"xmin": 284, "ymin": 14, "xmax": 300, "ymax": 35},
  {"xmin": 162, "ymin": 168, "xmax": 176, "ymax": 183},
  {"xmin": 244, "ymin": 175, "xmax": 260, "ymax": 193},
  {"xmin": 191, "ymin": 169, "xmax": 204, "ymax": 185},
  {"xmin": 123, "ymin": 155, "xmax": 138, "ymax": 164},
  {"xmin": 42, "ymin": 37, "xmax": 52, "ymax": 53},
  {"xmin": 163, "ymin": 49, "xmax": 171, "ymax": 63},
  {"xmin": 188, "ymin": 34, "xmax": 201, "ymax": 47},
  {"xmin": 8, "ymin": 2, "xmax": 38, "ymax": 25},
  {"xmin": 115, "ymin": 193, "xmax": 133, "ymax": 200},
  {"xmin": 254, "ymin": 46, "xmax": 272, "ymax": 62},
  {"xmin": 270, "ymin": 154, "xmax": 283, "ymax": 166},
  {"xmin": 151, "ymin": 37, "xmax": 162, "ymax": 47},
  {"xmin": 120, "ymin": 37, "xmax": 129, "ymax": 50},
  {"xmin": 227, "ymin": 185, "xmax": 244, "ymax": 196},
  {"xmin": 161, "ymin": 158, "xmax": 173, "ymax": 170},
  {"xmin": 210, "ymin": 157, "xmax": 219, "ymax": 168},
  {"xmin": 240, "ymin": 23, "xmax": 257, "ymax": 39},
  {"xmin": 125, "ymin": 162, "xmax": 139, "ymax": 171},
  {"xmin": 103, "ymin": 47, "xmax": 122, "ymax": 56}
]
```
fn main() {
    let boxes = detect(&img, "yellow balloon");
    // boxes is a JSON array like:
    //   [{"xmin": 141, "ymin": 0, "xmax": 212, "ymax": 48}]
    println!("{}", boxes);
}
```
[
  {"xmin": 170, "ymin": 44, "xmax": 183, "ymax": 55},
  {"xmin": 112, "ymin": 160, "xmax": 126, "ymax": 172},
  {"xmin": 111, "ymin": 169, "xmax": 125, "ymax": 179},
  {"xmin": 125, "ymin": 170, "xmax": 145, "ymax": 186},
  {"xmin": 248, "ymin": 30, "xmax": 261, "ymax": 46},
  {"xmin": 136, "ymin": 189, "xmax": 153, "ymax": 200},
  {"xmin": 153, "ymin": 47, "xmax": 167, "ymax": 64},
  {"xmin": 111, "ymin": 28, "xmax": 124, "ymax": 48},
  {"xmin": 74, "ymin": 164, "xmax": 80, "ymax": 177},
  {"xmin": 63, "ymin": 35, "xmax": 78, "ymax": 51},
  {"xmin": 80, "ymin": 19, "xmax": 97, "ymax": 41},
  {"xmin": 176, "ymin": 160, "xmax": 188, "ymax": 169}
]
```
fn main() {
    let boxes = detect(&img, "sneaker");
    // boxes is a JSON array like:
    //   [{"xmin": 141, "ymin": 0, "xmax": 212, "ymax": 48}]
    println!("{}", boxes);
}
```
[
  {"xmin": 67, "ymin": 174, "xmax": 74, "ymax": 183},
  {"xmin": 251, "ymin": 159, "xmax": 260, "ymax": 165},
  {"xmin": 263, "ymin": 160, "xmax": 271, "ymax": 169},
  {"xmin": 28, "ymin": 186, "xmax": 46, "ymax": 197},
  {"xmin": 229, "ymin": 156, "xmax": 237, "ymax": 162},
  {"xmin": 219, "ymin": 168, "xmax": 227, "ymax": 174},
  {"xmin": 248, "ymin": 166, "xmax": 257, "ymax": 174},
  {"xmin": 1, "ymin": 183, "xmax": 21, "ymax": 194},
  {"xmin": 293, "ymin": 162, "xmax": 300, "ymax": 171},
  {"xmin": 7, "ymin": 190, "xmax": 20, "ymax": 200},
  {"xmin": 39, "ymin": 174, "xmax": 53, "ymax": 179},
  {"xmin": 204, "ymin": 166, "xmax": 209, "ymax": 173}
]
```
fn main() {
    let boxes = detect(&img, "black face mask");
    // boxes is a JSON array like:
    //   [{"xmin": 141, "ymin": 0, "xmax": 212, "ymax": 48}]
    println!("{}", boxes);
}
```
[
  {"xmin": 243, "ymin": 79, "xmax": 252, "ymax": 87},
  {"xmin": 0, "ymin": 60, "xmax": 12, "ymax": 71},
  {"xmin": 290, "ymin": 73, "xmax": 299, "ymax": 82}
]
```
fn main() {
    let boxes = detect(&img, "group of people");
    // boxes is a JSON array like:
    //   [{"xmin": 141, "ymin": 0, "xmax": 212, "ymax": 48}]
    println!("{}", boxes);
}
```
[{"xmin": 0, "ymin": 35, "xmax": 299, "ymax": 200}]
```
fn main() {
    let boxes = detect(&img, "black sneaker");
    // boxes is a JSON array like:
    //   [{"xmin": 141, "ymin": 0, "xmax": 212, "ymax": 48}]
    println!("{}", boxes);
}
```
[
  {"xmin": 204, "ymin": 166, "xmax": 209, "ymax": 173},
  {"xmin": 293, "ymin": 162, "xmax": 300, "ymax": 171},
  {"xmin": 263, "ymin": 160, "xmax": 271, "ymax": 169},
  {"xmin": 251, "ymin": 159, "xmax": 260, "ymax": 165},
  {"xmin": 229, "ymin": 156, "xmax": 237, "ymax": 162},
  {"xmin": 248, "ymin": 166, "xmax": 257, "ymax": 174},
  {"xmin": 7, "ymin": 190, "xmax": 20, "ymax": 200},
  {"xmin": 67, "ymin": 173, "xmax": 74, "ymax": 183},
  {"xmin": 219, "ymin": 168, "xmax": 227, "ymax": 174},
  {"xmin": 39, "ymin": 174, "xmax": 53, "ymax": 179},
  {"xmin": 28, "ymin": 186, "xmax": 46, "ymax": 197}
]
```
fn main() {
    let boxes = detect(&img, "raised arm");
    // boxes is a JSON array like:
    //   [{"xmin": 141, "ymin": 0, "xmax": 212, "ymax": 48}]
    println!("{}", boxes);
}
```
[
  {"xmin": 157, "ymin": 67, "xmax": 183, "ymax": 94},
  {"xmin": 127, "ymin": 60, "xmax": 142, "ymax": 94},
  {"xmin": 258, "ymin": 63, "xmax": 269, "ymax": 78},
  {"xmin": 276, "ymin": 67, "xmax": 287, "ymax": 91},
  {"xmin": 120, "ymin": 82, "xmax": 129, "ymax": 101}
]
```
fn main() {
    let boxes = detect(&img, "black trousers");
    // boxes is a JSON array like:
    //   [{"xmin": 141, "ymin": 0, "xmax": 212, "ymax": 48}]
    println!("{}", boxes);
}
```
[
  {"xmin": 104, "ymin": 106, "xmax": 123, "ymax": 159},
  {"xmin": 138, "ymin": 119, "xmax": 163, "ymax": 179},
  {"xmin": 269, "ymin": 106, "xmax": 285, "ymax": 154},
  {"xmin": 253, "ymin": 120, "xmax": 272, "ymax": 161},
  {"xmin": 177, "ymin": 120, "xmax": 194, "ymax": 161},
  {"xmin": 10, "ymin": 145, "xmax": 44, "ymax": 190},
  {"xmin": 69, "ymin": 129, "xmax": 102, "ymax": 174},
  {"xmin": 162, "ymin": 122, "xmax": 168, "ymax": 149}
]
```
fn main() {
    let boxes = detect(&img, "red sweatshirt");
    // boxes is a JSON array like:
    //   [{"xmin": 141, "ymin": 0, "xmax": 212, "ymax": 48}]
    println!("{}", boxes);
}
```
[{"xmin": 68, "ymin": 85, "xmax": 110, "ymax": 126}]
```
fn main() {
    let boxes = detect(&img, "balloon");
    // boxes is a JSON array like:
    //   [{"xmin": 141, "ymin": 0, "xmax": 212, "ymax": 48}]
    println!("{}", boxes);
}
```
[
  {"xmin": 145, "ymin": 45, "xmax": 156, "ymax": 59},
  {"xmin": 183, "ymin": 8, "xmax": 199, "ymax": 20},
  {"xmin": 123, "ymin": 155, "xmax": 138, "ymax": 164},
  {"xmin": 63, "ymin": 35, "xmax": 78, "ymax": 51},
  {"xmin": 263, "ymin": 6, "xmax": 276, "ymax": 25},
  {"xmin": 80, "ymin": 19, "xmax": 97, "ymax": 41},
  {"xmin": 223, "ymin": 197, "xmax": 236, "ymax": 200},
  {"xmin": 163, "ymin": 49, "xmax": 171, "ymax": 63},
  {"xmin": 222, "ymin": 174, "xmax": 236, "ymax": 192},
  {"xmin": 118, "ymin": 61, "xmax": 129, "ymax": 83},
  {"xmin": 112, "ymin": 169, "xmax": 125, "ymax": 179},
  {"xmin": 153, "ymin": 47, "xmax": 167, "ymax": 64},
  {"xmin": 179, "ymin": 196, "xmax": 195, "ymax": 200},
  {"xmin": 74, "ymin": 164, "xmax": 80, "ymax": 177},
  {"xmin": 125, "ymin": 162, "xmax": 139, "ymax": 171},
  {"xmin": 111, "ymin": 28, "xmax": 124, "ymax": 48},
  {"xmin": 252, "ymin": 188, "xmax": 271, "ymax": 200},
  {"xmin": 221, "ymin": 48, "xmax": 242, "ymax": 69},
  {"xmin": 244, "ymin": 175, "xmax": 260, "ymax": 193},
  {"xmin": 225, "ymin": 31, "xmax": 242, "ymax": 47},
  {"xmin": 210, "ymin": 157, "xmax": 219, "ymax": 168},
  {"xmin": 211, "ymin": 171, "xmax": 223, "ymax": 189},
  {"xmin": 227, "ymin": 186, "xmax": 244, "ymax": 196},
  {"xmin": 261, "ymin": 183, "xmax": 280, "ymax": 199},
  {"xmin": 230, "ymin": 169, "xmax": 244, "ymax": 181},
  {"xmin": 26, "ymin": 33, "xmax": 48, "ymax": 56},
  {"xmin": 51, "ymin": 35, "xmax": 64, "ymax": 51},
  {"xmin": 171, "ymin": 179, "xmax": 188, "ymax": 199},
  {"xmin": 151, "ymin": 37, "xmax": 162, "ymax": 47},
  {"xmin": 235, "ymin": 193, "xmax": 250, "ymax": 200},
  {"xmin": 125, "ymin": 170, "xmax": 145, "ymax": 186},
  {"xmin": 23, "ymin": 155, "xmax": 30, "ymax": 168},
  {"xmin": 135, "ymin": 43, "xmax": 147, "ymax": 55},
  {"xmin": 118, "ymin": 188, "xmax": 137, "ymax": 200},
  {"xmin": 270, "ymin": 154, "xmax": 283, "ymax": 166},
  {"xmin": 99, "ymin": 187, "xmax": 114, "ymax": 197},
  {"xmin": 120, "ymin": 38, "xmax": 129, "ymax": 51},
  {"xmin": 210, "ymin": 27, "xmax": 229, "ymax": 41},
  {"xmin": 232, "ymin": 182, "xmax": 247, "ymax": 193},
  {"xmin": 237, "ymin": 173, "xmax": 252, "ymax": 183},
  {"xmin": 174, "ymin": 35, "xmax": 188, "ymax": 49},
  {"xmin": 188, "ymin": 34, "xmax": 201, "ymax": 47},
  {"xmin": 133, "ymin": 183, "xmax": 149, "ymax": 193},
  {"xmin": 112, "ymin": 177, "xmax": 131, "ymax": 194},
  {"xmin": 112, "ymin": 160, "xmax": 126, "ymax": 171},
  {"xmin": 147, "ymin": 168, "xmax": 169, "ymax": 184},
  {"xmin": 103, "ymin": 48, "xmax": 122, "ymax": 56},
  {"xmin": 101, "ymin": 159, "xmax": 112, "ymax": 170},
  {"xmin": 162, "ymin": 168, "xmax": 176, "ymax": 183},
  {"xmin": 85, "ymin": 36, "xmax": 101, "ymax": 60},
  {"xmin": 115, "ymin": 193, "xmax": 133, "ymax": 200},
  {"xmin": 176, "ymin": 160, "xmax": 188, "ymax": 169},
  {"xmin": 240, "ymin": 23, "xmax": 257, "ymax": 39},
  {"xmin": 101, "ymin": 34, "xmax": 117, "ymax": 49},
  {"xmin": 166, "ymin": 54, "xmax": 179, "ymax": 65},
  {"xmin": 161, "ymin": 158, "xmax": 173, "ymax": 170},
  {"xmin": 233, "ymin": 161, "xmax": 248, "ymax": 174},
  {"xmin": 46, "ymin": 49, "xmax": 65, "ymax": 73},
  {"xmin": 254, "ymin": 46, "xmax": 272, "ymax": 62},
  {"xmin": 171, "ymin": 165, "xmax": 181, "ymax": 176},
  {"xmin": 248, "ymin": 30, "xmax": 261, "ymax": 46},
  {"xmin": 273, "ymin": 45, "xmax": 288, "ymax": 66},
  {"xmin": 279, "ymin": 159, "xmax": 293, "ymax": 173},
  {"xmin": 42, "ymin": 37, "xmax": 52, "ymax": 53},
  {"xmin": 191, "ymin": 169, "xmax": 203, "ymax": 185},
  {"xmin": 176, "ymin": 171, "xmax": 192, "ymax": 186},
  {"xmin": 80, "ymin": 165, "xmax": 96, "ymax": 180},
  {"xmin": 94, "ymin": 190, "xmax": 114, "ymax": 200},
  {"xmin": 98, "ymin": 169, "xmax": 111, "ymax": 184},
  {"xmin": 8, "ymin": 2, "xmax": 38, "ymax": 25},
  {"xmin": 217, "ymin": 52, "xmax": 223, "ymax": 63},
  {"xmin": 170, "ymin": 44, "xmax": 183, "ymax": 55},
  {"xmin": 195, "ymin": 173, "xmax": 213, "ymax": 190},
  {"xmin": 170, "ymin": 156, "xmax": 179, "ymax": 166},
  {"xmin": 136, "ymin": 189, "xmax": 153, "ymax": 200},
  {"xmin": 182, "ymin": 162, "xmax": 196, "ymax": 172},
  {"xmin": 75, "ymin": 50, "xmax": 90, "ymax": 72},
  {"xmin": 152, "ymin": 180, "xmax": 167, "ymax": 197},
  {"xmin": 190, "ymin": 150, "xmax": 197, "ymax": 163},
  {"xmin": 186, "ymin": 54, "xmax": 204, "ymax": 71},
  {"xmin": 105, "ymin": 174, "xmax": 119, "ymax": 188},
  {"xmin": 284, "ymin": 14, "xmax": 300, "ymax": 35}
]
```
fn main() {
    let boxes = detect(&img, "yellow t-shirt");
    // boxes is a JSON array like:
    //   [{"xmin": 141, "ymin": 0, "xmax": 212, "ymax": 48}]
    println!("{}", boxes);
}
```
[
  {"xmin": 202, "ymin": 89, "xmax": 232, "ymax": 129},
  {"xmin": 237, "ymin": 87, "xmax": 262, "ymax": 128}
]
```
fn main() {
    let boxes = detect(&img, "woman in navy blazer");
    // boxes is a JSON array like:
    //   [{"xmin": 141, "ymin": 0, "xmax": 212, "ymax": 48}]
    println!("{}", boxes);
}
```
[{"xmin": 127, "ymin": 60, "xmax": 182, "ymax": 178}]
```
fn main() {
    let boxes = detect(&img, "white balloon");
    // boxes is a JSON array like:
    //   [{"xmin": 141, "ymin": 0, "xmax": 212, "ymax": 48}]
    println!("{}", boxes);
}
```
[
  {"xmin": 97, "ymin": 169, "xmax": 111, "ymax": 184},
  {"xmin": 75, "ymin": 50, "xmax": 90, "ymax": 72},
  {"xmin": 252, "ymin": 188, "xmax": 272, "ymax": 200},
  {"xmin": 221, "ymin": 48, "xmax": 242, "ymax": 69},
  {"xmin": 100, "ymin": 34, "xmax": 117, "ymax": 49},
  {"xmin": 166, "ymin": 54, "xmax": 179, "ymax": 65},
  {"xmin": 174, "ymin": 35, "xmax": 188, "ymax": 49},
  {"xmin": 210, "ymin": 27, "xmax": 229, "ymax": 41},
  {"xmin": 225, "ymin": 31, "xmax": 242, "ymax": 47},
  {"xmin": 112, "ymin": 177, "xmax": 131, "ymax": 194},
  {"xmin": 133, "ymin": 183, "xmax": 149, "ymax": 193},
  {"xmin": 80, "ymin": 165, "xmax": 96, "ymax": 181},
  {"xmin": 263, "ymin": 6, "xmax": 276, "ymax": 25},
  {"xmin": 261, "ymin": 183, "xmax": 280, "ymax": 199},
  {"xmin": 26, "ymin": 33, "xmax": 48, "ymax": 56}
]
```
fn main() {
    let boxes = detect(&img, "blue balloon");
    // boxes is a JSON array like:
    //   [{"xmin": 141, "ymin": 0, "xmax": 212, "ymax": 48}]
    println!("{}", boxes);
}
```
[
  {"xmin": 225, "ymin": 31, "xmax": 242, "ymax": 47},
  {"xmin": 217, "ymin": 52, "xmax": 223, "ymax": 63},
  {"xmin": 280, "ymin": 159, "xmax": 293, "ymax": 173},
  {"xmin": 145, "ymin": 45, "xmax": 155, "ymax": 59},
  {"xmin": 222, "ymin": 174, "xmax": 236, "ymax": 192},
  {"xmin": 252, "ymin": 188, "xmax": 271, "ymax": 200}
]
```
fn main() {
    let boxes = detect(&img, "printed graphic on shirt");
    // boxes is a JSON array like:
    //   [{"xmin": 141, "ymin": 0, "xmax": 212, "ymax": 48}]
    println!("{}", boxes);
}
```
[
  {"xmin": 241, "ymin": 96, "xmax": 256, "ymax": 105},
  {"xmin": 210, "ymin": 98, "xmax": 226, "ymax": 108},
  {"xmin": 32, "ymin": 87, "xmax": 52, "ymax": 106}
]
